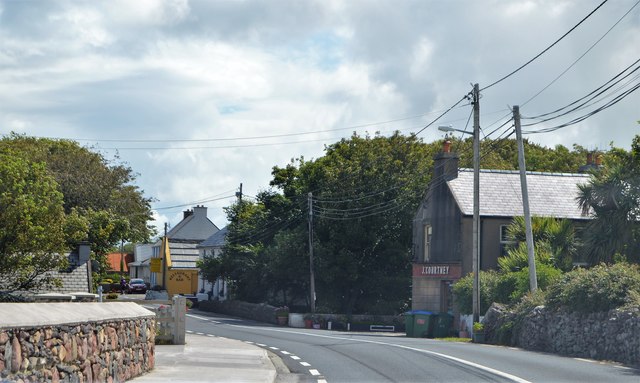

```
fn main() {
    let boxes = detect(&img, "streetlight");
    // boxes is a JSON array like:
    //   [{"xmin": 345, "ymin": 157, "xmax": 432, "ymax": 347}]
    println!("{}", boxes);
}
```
[{"xmin": 438, "ymin": 117, "xmax": 481, "ymax": 325}]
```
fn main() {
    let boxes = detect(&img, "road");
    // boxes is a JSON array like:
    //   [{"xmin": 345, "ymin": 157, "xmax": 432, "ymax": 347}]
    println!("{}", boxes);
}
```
[{"xmin": 186, "ymin": 310, "xmax": 639, "ymax": 383}]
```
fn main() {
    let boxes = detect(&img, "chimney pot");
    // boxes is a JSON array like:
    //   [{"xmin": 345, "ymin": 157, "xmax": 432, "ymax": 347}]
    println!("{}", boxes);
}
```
[{"xmin": 443, "ymin": 140, "xmax": 451, "ymax": 153}]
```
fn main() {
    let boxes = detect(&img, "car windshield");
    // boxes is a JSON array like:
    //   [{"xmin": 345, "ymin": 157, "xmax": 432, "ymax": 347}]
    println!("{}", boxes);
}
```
[{"xmin": 130, "ymin": 279, "xmax": 144, "ymax": 284}]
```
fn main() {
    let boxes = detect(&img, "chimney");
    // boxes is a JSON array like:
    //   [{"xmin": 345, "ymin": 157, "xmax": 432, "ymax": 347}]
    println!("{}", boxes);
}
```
[
  {"xmin": 193, "ymin": 205, "xmax": 208, "ymax": 218},
  {"xmin": 78, "ymin": 241, "xmax": 91, "ymax": 264},
  {"xmin": 578, "ymin": 151, "xmax": 601, "ymax": 173},
  {"xmin": 433, "ymin": 140, "xmax": 459, "ymax": 181},
  {"xmin": 183, "ymin": 209, "xmax": 194, "ymax": 219}
]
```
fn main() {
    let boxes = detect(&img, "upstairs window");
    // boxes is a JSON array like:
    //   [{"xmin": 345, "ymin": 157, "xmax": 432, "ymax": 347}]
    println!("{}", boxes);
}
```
[{"xmin": 424, "ymin": 225, "xmax": 432, "ymax": 262}]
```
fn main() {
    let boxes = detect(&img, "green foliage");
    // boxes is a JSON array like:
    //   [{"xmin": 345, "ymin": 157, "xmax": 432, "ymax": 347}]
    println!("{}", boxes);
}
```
[
  {"xmin": 0, "ymin": 151, "xmax": 68, "ymax": 295},
  {"xmin": 502, "ymin": 216, "xmax": 577, "ymax": 271},
  {"xmin": 546, "ymin": 262, "xmax": 640, "ymax": 313},
  {"xmin": 576, "ymin": 136, "xmax": 640, "ymax": 264},
  {"xmin": 0, "ymin": 133, "xmax": 155, "ymax": 251},
  {"xmin": 453, "ymin": 270, "xmax": 503, "ymax": 314},
  {"xmin": 473, "ymin": 322, "xmax": 484, "ymax": 332}
]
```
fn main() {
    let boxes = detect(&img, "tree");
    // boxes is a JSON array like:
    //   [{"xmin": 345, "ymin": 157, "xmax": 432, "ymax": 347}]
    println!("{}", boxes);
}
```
[
  {"xmin": 0, "ymin": 152, "xmax": 68, "ymax": 297},
  {"xmin": 0, "ymin": 134, "xmax": 155, "ymax": 279},
  {"xmin": 577, "ymin": 136, "xmax": 640, "ymax": 264}
]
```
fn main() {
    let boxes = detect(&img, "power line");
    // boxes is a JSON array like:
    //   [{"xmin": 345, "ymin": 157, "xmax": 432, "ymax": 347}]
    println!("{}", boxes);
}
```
[
  {"xmin": 153, "ymin": 193, "xmax": 237, "ymax": 210},
  {"xmin": 482, "ymin": 0, "xmax": 609, "ymax": 91},
  {"xmin": 520, "ymin": 0, "xmax": 640, "ymax": 107}
]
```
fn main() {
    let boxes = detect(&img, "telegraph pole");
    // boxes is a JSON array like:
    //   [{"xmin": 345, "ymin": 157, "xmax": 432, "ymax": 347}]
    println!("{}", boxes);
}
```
[
  {"xmin": 514, "ymin": 105, "xmax": 538, "ymax": 292},
  {"xmin": 308, "ymin": 192, "xmax": 316, "ymax": 313},
  {"xmin": 472, "ymin": 83, "xmax": 481, "ymax": 324},
  {"xmin": 236, "ymin": 183, "xmax": 243, "ymax": 203}
]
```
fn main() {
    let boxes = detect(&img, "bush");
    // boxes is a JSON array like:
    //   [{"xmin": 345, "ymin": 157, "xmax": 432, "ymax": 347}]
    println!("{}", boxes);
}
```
[
  {"xmin": 106, "ymin": 292, "xmax": 118, "ymax": 300},
  {"xmin": 453, "ymin": 270, "xmax": 502, "ymax": 314},
  {"xmin": 546, "ymin": 262, "xmax": 640, "ymax": 313}
]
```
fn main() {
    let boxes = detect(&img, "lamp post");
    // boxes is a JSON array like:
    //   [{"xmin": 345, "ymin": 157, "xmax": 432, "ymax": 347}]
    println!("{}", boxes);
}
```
[{"xmin": 438, "ymin": 104, "xmax": 481, "ymax": 325}]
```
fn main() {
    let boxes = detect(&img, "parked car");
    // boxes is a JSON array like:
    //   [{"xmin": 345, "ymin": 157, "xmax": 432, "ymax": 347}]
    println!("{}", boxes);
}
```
[{"xmin": 127, "ymin": 278, "xmax": 147, "ymax": 294}]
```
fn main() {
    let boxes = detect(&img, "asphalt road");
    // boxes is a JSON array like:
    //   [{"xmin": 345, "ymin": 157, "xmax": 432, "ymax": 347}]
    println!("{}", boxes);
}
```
[{"xmin": 186, "ymin": 310, "xmax": 639, "ymax": 383}]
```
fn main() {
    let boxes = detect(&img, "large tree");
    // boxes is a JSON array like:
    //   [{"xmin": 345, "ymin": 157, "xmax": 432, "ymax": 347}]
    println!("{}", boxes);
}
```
[
  {"xmin": 0, "ymin": 134, "xmax": 155, "ymax": 259},
  {"xmin": 0, "ymin": 151, "xmax": 68, "ymax": 297},
  {"xmin": 577, "ymin": 136, "xmax": 640, "ymax": 264}
]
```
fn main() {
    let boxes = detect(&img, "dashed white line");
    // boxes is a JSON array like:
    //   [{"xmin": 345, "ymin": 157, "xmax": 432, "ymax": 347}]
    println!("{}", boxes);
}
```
[
  {"xmin": 186, "ymin": 330, "xmax": 194, "ymax": 333},
  {"xmin": 196, "ymin": 332, "xmax": 204, "ymax": 335},
  {"xmin": 309, "ymin": 369, "xmax": 320, "ymax": 376},
  {"xmin": 290, "ymin": 356, "xmax": 301, "ymax": 360},
  {"xmin": 318, "ymin": 380, "xmax": 328, "ymax": 383},
  {"xmin": 206, "ymin": 334, "xmax": 215, "ymax": 337},
  {"xmin": 256, "ymin": 343, "xmax": 266, "ymax": 347},
  {"xmin": 244, "ymin": 341, "xmax": 255, "ymax": 344},
  {"xmin": 280, "ymin": 351, "xmax": 291, "ymax": 355},
  {"xmin": 300, "ymin": 362, "xmax": 311, "ymax": 367},
  {"xmin": 269, "ymin": 346, "xmax": 279, "ymax": 350}
]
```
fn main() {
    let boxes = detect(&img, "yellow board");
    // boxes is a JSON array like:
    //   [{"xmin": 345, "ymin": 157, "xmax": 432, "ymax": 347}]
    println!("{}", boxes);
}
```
[
  {"xmin": 166, "ymin": 269, "xmax": 198, "ymax": 296},
  {"xmin": 150, "ymin": 258, "xmax": 161, "ymax": 273}
]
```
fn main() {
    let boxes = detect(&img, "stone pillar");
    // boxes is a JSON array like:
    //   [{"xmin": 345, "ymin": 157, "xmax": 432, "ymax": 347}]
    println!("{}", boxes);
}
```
[{"xmin": 172, "ymin": 296, "xmax": 186, "ymax": 345}]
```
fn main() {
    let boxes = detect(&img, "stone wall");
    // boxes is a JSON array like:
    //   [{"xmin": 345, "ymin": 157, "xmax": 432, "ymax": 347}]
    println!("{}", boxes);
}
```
[
  {"xmin": 484, "ymin": 304, "xmax": 640, "ymax": 367},
  {"xmin": 199, "ymin": 300, "xmax": 279, "ymax": 324},
  {"xmin": 0, "ymin": 302, "xmax": 156, "ymax": 382}
]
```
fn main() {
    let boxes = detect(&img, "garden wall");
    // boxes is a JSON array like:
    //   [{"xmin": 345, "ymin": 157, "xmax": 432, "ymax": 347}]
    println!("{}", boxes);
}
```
[
  {"xmin": 0, "ymin": 302, "xmax": 156, "ymax": 382},
  {"xmin": 484, "ymin": 304, "xmax": 640, "ymax": 367},
  {"xmin": 199, "ymin": 300, "xmax": 279, "ymax": 324}
]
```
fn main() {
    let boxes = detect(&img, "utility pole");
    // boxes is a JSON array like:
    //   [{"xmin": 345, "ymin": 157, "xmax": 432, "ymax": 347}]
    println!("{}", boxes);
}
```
[
  {"xmin": 162, "ymin": 222, "xmax": 168, "ymax": 291},
  {"xmin": 472, "ymin": 83, "xmax": 481, "ymax": 325},
  {"xmin": 308, "ymin": 192, "xmax": 316, "ymax": 313},
  {"xmin": 514, "ymin": 105, "xmax": 538, "ymax": 292},
  {"xmin": 236, "ymin": 183, "xmax": 243, "ymax": 203}
]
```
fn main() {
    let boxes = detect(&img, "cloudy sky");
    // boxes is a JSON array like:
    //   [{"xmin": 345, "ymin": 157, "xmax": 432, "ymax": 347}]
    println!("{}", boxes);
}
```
[{"xmin": 1, "ymin": 0, "xmax": 639, "ymax": 233}]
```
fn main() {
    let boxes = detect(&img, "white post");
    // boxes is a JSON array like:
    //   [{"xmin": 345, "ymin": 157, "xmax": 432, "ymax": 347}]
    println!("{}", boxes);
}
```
[{"xmin": 172, "ymin": 295, "xmax": 186, "ymax": 345}]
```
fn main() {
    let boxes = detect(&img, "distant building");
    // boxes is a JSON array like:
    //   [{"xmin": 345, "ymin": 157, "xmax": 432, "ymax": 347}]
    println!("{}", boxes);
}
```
[
  {"xmin": 36, "ymin": 242, "xmax": 93, "ymax": 294},
  {"xmin": 151, "ymin": 205, "xmax": 219, "ymax": 296},
  {"xmin": 128, "ymin": 243, "xmax": 154, "ymax": 283},
  {"xmin": 198, "ymin": 226, "xmax": 229, "ymax": 300}
]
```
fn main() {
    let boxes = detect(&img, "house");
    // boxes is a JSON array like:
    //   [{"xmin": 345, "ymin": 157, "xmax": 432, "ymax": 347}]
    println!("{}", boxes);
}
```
[
  {"xmin": 106, "ymin": 251, "xmax": 134, "ymax": 275},
  {"xmin": 197, "ymin": 226, "xmax": 229, "ymax": 300},
  {"xmin": 151, "ymin": 205, "xmax": 219, "ymax": 296},
  {"xmin": 411, "ymin": 142, "xmax": 592, "ymax": 315},
  {"xmin": 37, "ymin": 242, "xmax": 93, "ymax": 294},
  {"xmin": 128, "ymin": 243, "xmax": 154, "ymax": 283}
]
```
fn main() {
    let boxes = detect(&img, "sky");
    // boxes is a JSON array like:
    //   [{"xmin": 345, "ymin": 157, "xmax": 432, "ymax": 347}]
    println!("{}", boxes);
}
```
[{"xmin": 1, "ymin": 0, "xmax": 639, "ymax": 234}]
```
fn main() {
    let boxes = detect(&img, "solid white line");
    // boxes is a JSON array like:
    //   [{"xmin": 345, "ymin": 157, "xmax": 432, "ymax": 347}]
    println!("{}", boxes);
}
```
[
  {"xmin": 290, "ymin": 356, "xmax": 301, "ymax": 360},
  {"xmin": 574, "ymin": 358, "xmax": 597, "ymax": 364},
  {"xmin": 227, "ymin": 324, "xmax": 531, "ymax": 383},
  {"xmin": 309, "ymin": 369, "xmax": 320, "ymax": 376},
  {"xmin": 300, "ymin": 362, "xmax": 311, "ymax": 367},
  {"xmin": 186, "ymin": 314, "xmax": 211, "ymax": 321}
]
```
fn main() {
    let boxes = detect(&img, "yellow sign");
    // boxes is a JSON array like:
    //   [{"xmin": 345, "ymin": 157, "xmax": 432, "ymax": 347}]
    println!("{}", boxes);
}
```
[{"xmin": 150, "ymin": 258, "xmax": 161, "ymax": 272}]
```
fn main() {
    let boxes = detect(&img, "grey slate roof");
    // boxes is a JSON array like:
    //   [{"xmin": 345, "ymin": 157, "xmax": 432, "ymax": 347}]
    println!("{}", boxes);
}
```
[
  {"xmin": 198, "ymin": 226, "xmax": 228, "ymax": 248},
  {"xmin": 168, "ymin": 241, "xmax": 200, "ymax": 269},
  {"xmin": 448, "ymin": 169, "xmax": 591, "ymax": 220},
  {"xmin": 39, "ymin": 251, "xmax": 91, "ymax": 294}
]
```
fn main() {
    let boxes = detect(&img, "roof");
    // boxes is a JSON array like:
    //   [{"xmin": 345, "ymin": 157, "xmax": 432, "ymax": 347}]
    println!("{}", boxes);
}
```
[
  {"xmin": 167, "ymin": 241, "xmax": 200, "ymax": 269},
  {"xmin": 199, "ymin": 226, "xmax": 228, "ymax": 248},
  {"xmin": 106, "ymin": 252, "xmax": 134, "ymax": 273},
  {"xmin": 166, "ymin": 206, "xmax": 219, "ymax": 241},
  {"xmin": 38, "ymin": 251, "xmax": 91, "ymax": 294},
  {"xmin": 447, "ymin": 169, "xmax": 591, "ymax": 220}
]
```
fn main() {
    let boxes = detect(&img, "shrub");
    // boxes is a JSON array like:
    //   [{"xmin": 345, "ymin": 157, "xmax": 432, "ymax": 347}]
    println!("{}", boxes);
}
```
[
  {"xmin": 546, "ymin": 262, "xmax": 640, "ymax": 313},
  {"xmin": 106, "ymin": 292, "xmax": 118, "ymax": 300},
  {"xmin": 453, "ymin": 270, "xmax": 502, "ymax": 314}
]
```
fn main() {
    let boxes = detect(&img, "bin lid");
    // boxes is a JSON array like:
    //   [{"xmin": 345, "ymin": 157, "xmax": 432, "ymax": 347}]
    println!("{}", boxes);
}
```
[{"xmin": 404, "ymin": 310, "xmax": 433, "ymax": 315}]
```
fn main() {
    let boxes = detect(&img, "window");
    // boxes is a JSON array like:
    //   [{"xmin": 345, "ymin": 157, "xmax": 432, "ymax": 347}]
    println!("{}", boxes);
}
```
[
  {"xmin": 424, "ymin": 225, "xmax": 432, "ymax": 262},
  {"xmin": 499, "ymin": 225, "xmax": 515, "ymax": 257}
]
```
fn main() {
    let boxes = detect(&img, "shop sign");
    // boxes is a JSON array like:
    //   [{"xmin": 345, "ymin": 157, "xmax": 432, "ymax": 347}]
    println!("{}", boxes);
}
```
[
  {"xmin": 412, "ymin": 263, "xmax": 461, "ymax": 278},
  {"xmin": 150, "ymin": 258, "xmax": 161, "ymax": 273}
]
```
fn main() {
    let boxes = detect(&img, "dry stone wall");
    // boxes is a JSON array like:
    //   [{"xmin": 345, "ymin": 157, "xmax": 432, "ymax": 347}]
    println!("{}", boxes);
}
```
[
  {"xmin": 0, "ymin": 303, "xmax": 155, "ymax": 382},
  {"xmin": 484, "ymin": 304, "xmax": 640, "ymax": 367}
]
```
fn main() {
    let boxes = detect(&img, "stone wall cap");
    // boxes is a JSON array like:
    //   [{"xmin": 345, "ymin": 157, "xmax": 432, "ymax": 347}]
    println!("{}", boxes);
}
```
[{"xmin": 0, "ymin": 302, "xmax": 155, "ymax": 329}]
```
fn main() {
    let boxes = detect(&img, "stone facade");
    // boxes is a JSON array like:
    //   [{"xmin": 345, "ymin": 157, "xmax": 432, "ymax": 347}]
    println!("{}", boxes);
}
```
[
  {"xmin": 484, "ymin": 304, "xmax": 640, "ymax": 367},
  {"xmin": 0, "ymin": 318, "xmax": 155, "ymax": 382}
]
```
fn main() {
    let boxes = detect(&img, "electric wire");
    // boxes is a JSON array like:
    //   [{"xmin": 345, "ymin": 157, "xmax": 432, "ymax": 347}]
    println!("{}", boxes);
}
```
[
  {"xmin": 520, "ymin": 0, "xmax": 640, "ymax": 107},
  {"xmin": 481, "ymin": 0, "xmax": 609, "ymax": 91}
]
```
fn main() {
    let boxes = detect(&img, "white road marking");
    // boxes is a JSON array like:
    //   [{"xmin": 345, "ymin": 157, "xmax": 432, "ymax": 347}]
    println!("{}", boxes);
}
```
[
  {"xmin": 280, "ymin": 351, "xmax": 291, "ymax": 355},
  {"xmin": 206, "ymin": 334, "xmax": 215, "ymax": 337},
  {"xmin": 309, "ymin": 369, "xmax": 320, "ymax": 376},
  {"xmin": 186, "ymin": 314, "xmax": 212, "ymax": 321},
  {"xmin": 227, "ymin": 324, "xmax": 532, "ymax": 383},
  {"xmin": 196, "ymin": 332, "xmax": 204, "ymax": 335},
  {"xmin": 574, "ymin": 358, "xmax": 597, "ymax": 364},
  {"xmin": 318, "ymin": 380, "xmax": 328, "ymax": 383},
  {"xmin": 244, "ymin": 341, "xmax": 254, "ymax": 344},
  {"xmin": 269, "ymin": 347, "xmax": 279, "ymax": 350},
  {"xmin": 290, "ymin": 356, "xmax": 301, "ymax": 360},
  {"xmin": 256, "ymin": 343, "xmax": 266, "ymax": 347},
  {"xmin": 186, "ymin": 330, "xmax": 194, "ymax": 333},
  {"xmin": 300, "ymin": 362, "xmax": 311, "ymax": 367}
]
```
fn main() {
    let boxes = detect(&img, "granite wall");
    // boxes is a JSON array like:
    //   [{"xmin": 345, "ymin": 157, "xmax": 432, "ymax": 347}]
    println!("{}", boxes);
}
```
[{"xmin": 0, "ymin": 302, "xmax": 156, "ymax": 382}]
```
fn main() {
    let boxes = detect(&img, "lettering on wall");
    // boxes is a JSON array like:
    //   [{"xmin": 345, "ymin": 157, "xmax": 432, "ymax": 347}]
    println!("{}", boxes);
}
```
[
  {"xmin": 421, "ymin": 265, "xmax": 449, "ymax": 275},
  {"xmin": 412, "ymin": 263, "xmax": 461, "ymax": 279}
]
